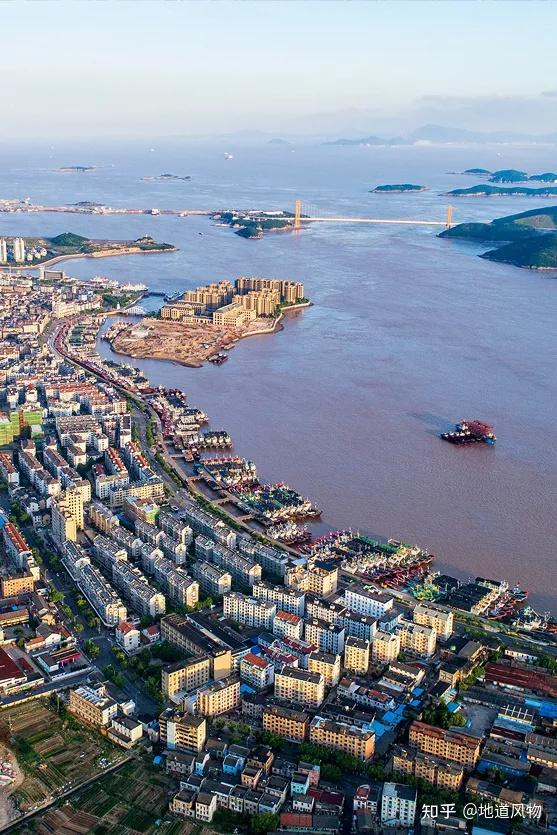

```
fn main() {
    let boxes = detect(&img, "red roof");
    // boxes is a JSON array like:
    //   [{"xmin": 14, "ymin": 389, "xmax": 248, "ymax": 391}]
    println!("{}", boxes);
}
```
[
  {"xmin": 0, "ymin": 648, "xmax": 25, "ymax": 683},
  {"xmin": 280, "ymin": 813, "xmax": 312, "ymax": 827},
  {"xmin": 242, "ymin": 652, "xmax": 271, "ymax": 670}
]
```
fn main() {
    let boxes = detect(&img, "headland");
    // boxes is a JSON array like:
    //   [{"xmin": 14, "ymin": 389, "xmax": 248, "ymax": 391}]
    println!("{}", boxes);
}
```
[{"xmin": 0, "ymin": 231, "xmax": 176, "ymax": 271}]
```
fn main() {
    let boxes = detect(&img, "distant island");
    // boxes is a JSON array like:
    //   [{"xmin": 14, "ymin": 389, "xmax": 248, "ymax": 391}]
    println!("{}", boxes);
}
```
[
  {"xmin": 212, "ymin": 209, "xmax": 298, "ymax": 239},
  {"xmin": 440, "ymin": 206, "xmax": 557, "ymax": 269},
  {"xmin": 58, "ymin": 166, "xmax": 95, "ymax": 172},
  {"xmin": 268, "ymin": 138, "xmax": 290, "ymax": 145},
  {"xmin": 371, "ymin": 184, "xmax": 426, "ymax": 193},
  {"xmin": 451, "ymin": 169, "xmax": 557, "ymax": 184},
  {"xmin": 0, "ymin": 231, "xmax": 176, "ymax": 269},
  {"xmin": 325, "ymin": 134, "xmax": 405, "ymax": 146},
  {"xmin": 142, "ymin": 173, "xmax": 191, "ymax": 181},
  {"xmin": 447, "ymin": 184, "xmax": 557, "ymax": 198}
]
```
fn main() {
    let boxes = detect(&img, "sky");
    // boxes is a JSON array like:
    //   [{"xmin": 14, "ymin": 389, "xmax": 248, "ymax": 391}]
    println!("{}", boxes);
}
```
[{"xmin": 3, "ymin": 0, "xmax": 557, "ymax": 138}]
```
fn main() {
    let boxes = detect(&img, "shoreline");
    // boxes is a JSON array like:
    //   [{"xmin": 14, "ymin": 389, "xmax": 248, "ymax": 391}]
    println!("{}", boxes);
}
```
[
  {"xmin": 4, "ymin": 246, "xmax": 178, "ymax": 272},
  {"xmin": 106, "ymin": 301, "xmax": 312, "ymax": 364}
]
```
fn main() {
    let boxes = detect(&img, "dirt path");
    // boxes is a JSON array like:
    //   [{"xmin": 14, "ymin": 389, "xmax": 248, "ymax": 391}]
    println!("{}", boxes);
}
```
[{"xmin": 0, "ymin": 746, "xmax": 23, "ymax": 828}]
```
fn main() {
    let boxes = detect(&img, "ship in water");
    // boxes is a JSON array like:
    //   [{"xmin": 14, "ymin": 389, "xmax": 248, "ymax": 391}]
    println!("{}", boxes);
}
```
[{"xmin": 440, "ymin": 419, "xmax": 496, "ymax": 446}]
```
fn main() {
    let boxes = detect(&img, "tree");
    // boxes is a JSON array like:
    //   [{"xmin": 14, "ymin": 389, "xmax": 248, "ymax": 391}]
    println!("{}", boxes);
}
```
[
  {"xmin": 50, "ymin": 589, "xmax": 65, "ymax": 603},
  {"xmin": 85, "ymin": 639, "xmax": 100, "ymax": 659},
  {"xmin": 251, "ymin": 813, "xmax": 280, "ymax": 834}
]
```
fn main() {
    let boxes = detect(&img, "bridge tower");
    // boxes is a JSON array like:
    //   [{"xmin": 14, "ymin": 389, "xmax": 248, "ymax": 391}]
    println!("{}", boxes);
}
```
[
  {"xmin": 446, "ymin": 205, "xmax": 453, "ymax": 229},
  {"xmin": 294, "ymin": 199, "xmax": 302, "ymax": 230}
]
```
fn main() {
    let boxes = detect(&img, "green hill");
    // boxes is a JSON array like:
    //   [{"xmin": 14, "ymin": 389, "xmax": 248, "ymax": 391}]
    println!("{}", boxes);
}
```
[
  {"xmin": 440, "ymin": 205, "xmax": 557, "ymax": 268},
  {"xmin": 48, "ymin": 232, "xmax": 89, "ymax": 248},
  {"xmin": 482, "ymin": 233, "xmax": 557, "ymax": 268},
  {"xmin": 489, "ymin": 169, "xmax": 528, "ymax": 183}
]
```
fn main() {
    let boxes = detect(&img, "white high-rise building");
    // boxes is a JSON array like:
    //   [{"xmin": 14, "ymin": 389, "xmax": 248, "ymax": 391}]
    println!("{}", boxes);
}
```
[
  {"xmin": 0, "ymin": 239, "xmax": 7, "ymax": 263},
  {"xmin": 12, "ymin": 238, "xmax": 26, "ymax": 263}
]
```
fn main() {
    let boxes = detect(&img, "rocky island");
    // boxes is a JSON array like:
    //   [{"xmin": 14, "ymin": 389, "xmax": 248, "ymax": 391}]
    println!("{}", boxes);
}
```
[
  {"xmin": 439, "ymin": 205, "xmax": 557, "ymax": 269},
  {"xmin": 212, "ymin": 209, "xmax": 298, "ymax": 239},
  {"xmin": 142, "ymin": 173, "xmax": 192, "ymax": 181},
  {"xmin": 0, "ymin": 231, "xmax": 176, "ymax": 269},
  {"xmin": 371, "ymin": 183, "xmax": 426, "ymax": 193},
  {"xmin": 58, "ymin": 165, "xmax": 95, "ymax": 172}
]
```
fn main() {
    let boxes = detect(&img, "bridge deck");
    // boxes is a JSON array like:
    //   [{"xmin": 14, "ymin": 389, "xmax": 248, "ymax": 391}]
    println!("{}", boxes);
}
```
[{"xmin": 302, "ymin": 217, "xmax": 446, "ymax": 226}]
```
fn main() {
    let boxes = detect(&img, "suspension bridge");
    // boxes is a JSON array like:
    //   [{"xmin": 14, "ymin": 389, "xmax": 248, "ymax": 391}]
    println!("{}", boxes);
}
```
[{"xmin": 292, "ymin": 200, "xmax": 453, "ymax": 229}]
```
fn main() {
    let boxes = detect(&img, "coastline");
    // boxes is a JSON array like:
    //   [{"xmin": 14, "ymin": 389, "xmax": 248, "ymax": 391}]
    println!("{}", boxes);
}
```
[
  {"xmin": 5, "ymin": 246, "xmax": 178, "ymax": 272},
  {"xmin": 105, "ymin": 302, "xmax": 311, "ymax": 364}
]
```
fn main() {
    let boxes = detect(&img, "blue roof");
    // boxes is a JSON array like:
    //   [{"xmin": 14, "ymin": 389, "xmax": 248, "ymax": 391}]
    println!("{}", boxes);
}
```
[
  {"xmin": 240, "ymin": 683, "xmax": 255, "ymax": 694},
  {"xmin": 412, "ymin": 687, "xmax": 425, "ymax": 696},
  {"xmin": 153, "ymin": 755, "xmax": 163, "ymax": 765},
  {"xmin": 447, "ymin": 701, "xmax": 461, "ymax": 713}
]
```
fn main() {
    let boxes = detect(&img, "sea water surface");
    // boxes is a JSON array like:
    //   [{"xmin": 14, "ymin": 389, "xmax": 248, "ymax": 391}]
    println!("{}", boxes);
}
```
[{"xmin": 1, "ymin": 140, "xmax": 556, "ymax": 611}]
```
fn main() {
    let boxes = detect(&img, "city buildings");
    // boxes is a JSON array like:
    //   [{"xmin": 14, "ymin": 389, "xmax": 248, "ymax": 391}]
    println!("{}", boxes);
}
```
[
  {"xmin": 380, "ymin": 782, "xmax": 417, "ymax": 828},
  {"xmin": 223, "ymin": 592, "xmax": 276, "ymax": 630},
  {"xmin": 159, "ymin": 710, "xmax": 207, "ymax": 753},
  {"xmin": 274, "ymin": 667, "xmax": 325, "ymax": 708},
  {"xmin": 344, "ymin": 636, "xmax": 370, "ymax": 674},
  {"xmin": 413, "ymin": 602, "xmax": 454, "ymax": 639},
  {"xmin": 309, "ymin": 716, "xmax": 375, "ymax": 761},
  {"xmin": 409, "ymin": 721, "xmax": 482, "ymax": 769},
  {"xmin": 262, "ymin": 705, "xmax": 309, "ymax": 743}
]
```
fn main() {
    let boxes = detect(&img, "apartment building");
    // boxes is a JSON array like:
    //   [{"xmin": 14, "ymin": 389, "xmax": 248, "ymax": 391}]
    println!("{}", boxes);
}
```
[
  {"xmin": 196, "ymin": 675, "xmax": 241, "ymax": 717},
  {"xmin": 51, "ymin": 488, "xmax": 84, "ymax": 544},
  {"xmin": 69, "ymin": 684, "xmax": 118, "ymax": 727},
  {"xmin": 190, "ymin": 561, "xmax": 232, "ymax": 598},
  {"xmin": 253, "ymin": 581, "xmax": 305, "ymax": 616},
  {"xmin": 77, "ymin": 562, "xmax": 127, "ymax": 626},
  {"xmin": 153, "ymin": 555, "xmax": 199, "ymax": 608},
  {"xmin": 162, "ymin": 656, "xmax": 211, "ymax": 699},
  {"xmin": 344, "ymin": 588, "xmax": 394, "ymax": 619},
  {"xmin": 159, "ymin": 709, "xmax": 207, "ymax": 753},
  {"xmin": 344, "ymin": 636, "xmax": 370, "ymax": 675},
  {"xmin": 392, "ymin": 746, "xmax": 464, "ymax": 790},
  {"xmin": 309, "ymin": 715, "xmax": 375, "ymax": 762},
  {"xmin": 111, "ymin": 560, "xmax": 166, "ymax": 618},
  {"xmin": 273, "ymin": 610, "xmax": 303, "ymax": 641},
  {"xmin": 223, "ymin": 592, "xmax": 276, "ymax": 630},
  {"xmin": 285, "ymin": 564, "xmax": 338, "ymax": 597},
  {"xmin": 308, "ymin": 651, "xmax": 341, "ymax": 687},
  {"xmin": 413, "ymin": 602, "xmax": 454, "ymax": 640},
  {"xmin": 381, "ymin": 783, "xmax": 417, "ymax": 829},
  {"xmin": 372, "ymin": 630, "xmax": 401, "ymax": 664},
  {"xmin": 211, "ymin": 544, "xmax": 261, "ymax": 587},
  {"xmin": 0, "ymin": 573, "xmax": 35, "ymax": 598},
  {"xmin": 89, "ymin": 501, "xmax": 120, "ymax": 535},
  {"xmin": 237, "ymin": 538, "xmax": 289, "ymax": 579},
  {"xmin": 396, "ymin": 619, "xmax": 437, "ymax": 658},
  {"xmin": 408, "ymin": 721, "xmax": 481, "ymax": 769},
  {"xmin": 274, "ymin": 666, "xmax": 325, "ymax": 708},
  {"xmin": 304, "ymin": 618, "xmax": 345, "ymax": 655},
  {"xmin": 240, "ymin": 652, "xmax": 275, "ymax": 690},
  {"xmin": 262, "ymin": 704, "xmax": 309, "ymax": 743}
]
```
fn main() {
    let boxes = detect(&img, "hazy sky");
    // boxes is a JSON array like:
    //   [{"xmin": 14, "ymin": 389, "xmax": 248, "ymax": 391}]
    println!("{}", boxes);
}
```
[{"xmin": 3, "ymin": 0, "xmax": 557, "ymax": 137}]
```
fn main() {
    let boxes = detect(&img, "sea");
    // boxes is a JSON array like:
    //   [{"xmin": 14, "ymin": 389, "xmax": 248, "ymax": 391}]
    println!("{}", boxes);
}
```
[{"xmin": 1, "ymin": 138, "xmax": 556, "ymax": 612}]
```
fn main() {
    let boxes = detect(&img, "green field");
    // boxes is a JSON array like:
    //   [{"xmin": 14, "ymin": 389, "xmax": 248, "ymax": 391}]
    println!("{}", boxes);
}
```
[
  {"xmin": 0, "ymin": 699, "xmax": 124, "ymax": 816},
  {"xmin": 15, "ymin": 758, "xmax": 201, "ymax": 835}
]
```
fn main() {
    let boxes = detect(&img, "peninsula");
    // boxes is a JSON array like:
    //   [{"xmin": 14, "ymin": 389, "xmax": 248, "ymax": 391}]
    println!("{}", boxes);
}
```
[
  {"xmin": 440, "ymin": 205, "xmax": 557, "ymax": 268},
  {"xmin": 371, "ymin": 183, "xmax": 426, "ymax": 193},
  {"xmin": 0, "ymin": 232, "xmax": 176, "ymax": 269},
  {"xmin": 105, "ymin": 276, "xmax": 309, "ymax": 366}
]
